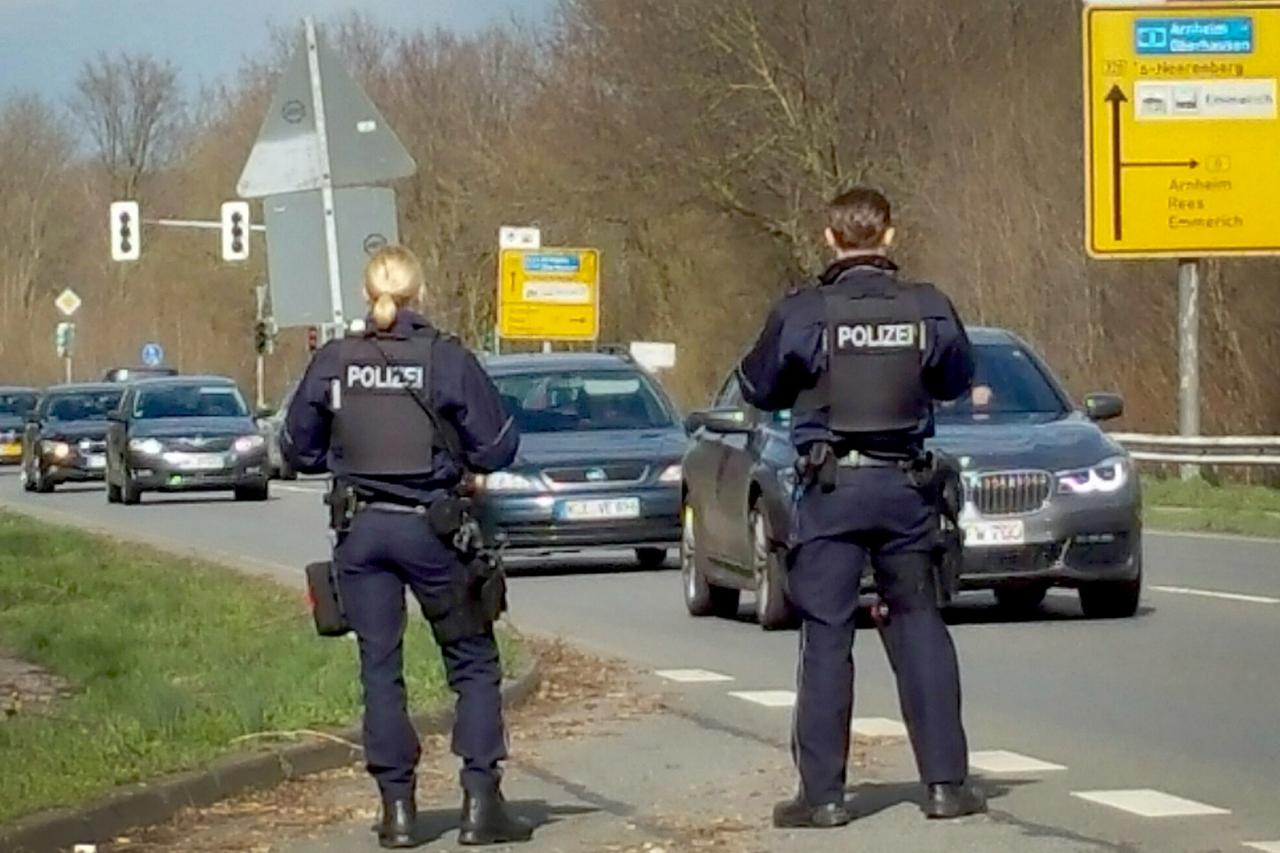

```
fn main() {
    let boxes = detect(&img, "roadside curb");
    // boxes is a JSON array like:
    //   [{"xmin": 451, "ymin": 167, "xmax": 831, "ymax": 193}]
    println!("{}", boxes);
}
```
[{"xmin": 0, "ymin": 654, "xmax": 542, "ymax": 853}]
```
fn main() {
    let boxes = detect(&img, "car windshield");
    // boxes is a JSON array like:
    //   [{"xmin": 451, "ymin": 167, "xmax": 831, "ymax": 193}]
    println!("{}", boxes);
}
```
[
  {"xmin": 45, "ymin": 391, "xmax": 122, "ymax": 422},
  {"xmin": 492, "ymin": 369, "xmax": 675, "ymax": 433},
  {"xmin": 0, "ymin": 392, "xmax": 37, "ymax": 417},
  {"xmin": 132, "ymin": 385, "xmax": 249, "ymax": 419},
  {"xmin": 936, "ymin": 343, "xmax": 1068, "ymax": 423}
]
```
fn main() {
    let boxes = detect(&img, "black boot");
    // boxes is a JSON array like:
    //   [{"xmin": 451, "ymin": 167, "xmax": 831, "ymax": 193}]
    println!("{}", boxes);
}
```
[
  {"xmin": 376, "ymin": 798, "xmax": 418, "ymax": 849},
  {"xmin": 924, "ymin": 781, "xmax": 987, "ymax": 819},
  {"xmin": 458, "ymin": 786, "xmax": 534, "ymax": 845},
  {"xmin": 772, "ymin": 794, "xmax": 853, "ymax": 829}
]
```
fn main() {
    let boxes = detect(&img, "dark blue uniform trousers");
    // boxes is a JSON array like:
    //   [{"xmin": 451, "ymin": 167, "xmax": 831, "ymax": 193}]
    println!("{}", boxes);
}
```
[
  {"xmin": 787, "ymin": 467, "xmax": 968, "ymax": 805},
  {"xmin": 335, "ymin": 508, "xmax": 506, "ymax": 802}
]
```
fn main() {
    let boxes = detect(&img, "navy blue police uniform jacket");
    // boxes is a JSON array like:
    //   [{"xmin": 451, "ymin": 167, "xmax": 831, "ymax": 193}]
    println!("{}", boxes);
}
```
[
  {"xmin": 284, "ymin": 311, "xmax": 519, "ymax": 504},
  {"xmin": 737, "ymin": 257, "xmax": 975, "ymax": 457}
]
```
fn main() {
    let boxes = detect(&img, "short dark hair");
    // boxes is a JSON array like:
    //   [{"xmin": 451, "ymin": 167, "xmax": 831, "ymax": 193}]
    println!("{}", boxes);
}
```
[{"xmin": 826, "ymin": 187, "xmax": 892, "ymax": 251}]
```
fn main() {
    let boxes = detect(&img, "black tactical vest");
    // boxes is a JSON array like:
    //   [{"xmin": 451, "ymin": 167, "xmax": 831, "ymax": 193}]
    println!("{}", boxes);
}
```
[
  {"xmin": 330, "ymin": 334, "xmax": 438, "ymax": 477},
  {"xmin": 809, "ymin": 272, "xmax": 930, "ymax": 437}
]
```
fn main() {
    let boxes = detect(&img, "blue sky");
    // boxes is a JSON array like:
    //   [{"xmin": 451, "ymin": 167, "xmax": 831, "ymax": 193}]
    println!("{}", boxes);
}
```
[{"xmin": 0, "ymin": 0, "xmax": 552, "ymax": 100}]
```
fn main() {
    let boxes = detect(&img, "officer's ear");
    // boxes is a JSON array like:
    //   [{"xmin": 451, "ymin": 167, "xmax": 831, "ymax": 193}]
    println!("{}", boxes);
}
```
[{"xmin": 881, "ymin": 226, "xmax": 897, "ymax": 249}]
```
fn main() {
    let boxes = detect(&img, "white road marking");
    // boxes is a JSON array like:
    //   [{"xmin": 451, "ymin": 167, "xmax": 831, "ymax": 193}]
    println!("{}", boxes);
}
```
[
  {"xmin": 970, "ymin": 750, "xmax": 1066, "ymax": 774},
  {"xmin": 274, "ymin": 483, "xmax": 328, "ymax": 495},
  {"xmin": 729, "ymin": 690, "xmax": 796, "ymax": 708},
  {"xmin": 654, "ymin": 669, "xmax": 735, "ymax": 683},
  {"xmin": 1071, "ymin": 789, "xmax": 1230, "ymax": 818},
  {"xmin": 1150, "ymin": 585, "xmax": 1280, "ymax": 605},
  {"xmin": 851, "ymin": 717, "xmax": 908, "ymax": 738},
  {"xmin": 1243, "ymin": 842, "xmax": 1280, "ymax": 853}
]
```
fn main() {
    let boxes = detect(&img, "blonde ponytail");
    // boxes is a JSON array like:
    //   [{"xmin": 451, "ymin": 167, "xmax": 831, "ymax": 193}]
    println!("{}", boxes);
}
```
[{"xmin": 363, "ymin": 245, "xmax": 425, "ymax": 331}]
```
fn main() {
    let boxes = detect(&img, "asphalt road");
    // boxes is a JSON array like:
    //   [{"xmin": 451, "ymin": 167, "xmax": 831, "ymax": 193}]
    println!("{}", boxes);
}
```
[{"xmin": 3, "ymin": 472, "xmax": 1278, "ymax": 852}]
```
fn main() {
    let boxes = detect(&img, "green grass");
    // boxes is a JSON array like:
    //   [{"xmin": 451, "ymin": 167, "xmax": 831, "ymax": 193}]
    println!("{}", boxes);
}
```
[
  {"xmin": 1143, "ymin": 477, "xmax": 1280, "ymax": 539},
  {"xmin": 0, "ymin": 510, "xmax": 519, "ymax": 823}
]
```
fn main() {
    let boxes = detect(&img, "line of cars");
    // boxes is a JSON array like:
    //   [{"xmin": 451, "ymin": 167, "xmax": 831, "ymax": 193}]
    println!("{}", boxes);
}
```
[{"xmin": 6, "ymin": 368, "xmax": 270, "ymax": 504}]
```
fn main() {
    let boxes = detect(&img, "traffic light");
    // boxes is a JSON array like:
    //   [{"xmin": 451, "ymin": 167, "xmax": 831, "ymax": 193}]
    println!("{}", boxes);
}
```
[
  {"xmin": 307, "ymin": 326, "xmax": 319, "ymax": 352},
  {"xmin": 221, "ymin": 201, "xmax": 251, "ymax": 262},
  {"xmin": 109, "ymin": 201, "xmax": 140, "ymax": 262},
  {"xmin": 254, "ymin": 320, "xmax": 272, "ymax": 355},
  {"xmin": 55, "ymin": 322, "xmax": 76, "ymax": 357}
]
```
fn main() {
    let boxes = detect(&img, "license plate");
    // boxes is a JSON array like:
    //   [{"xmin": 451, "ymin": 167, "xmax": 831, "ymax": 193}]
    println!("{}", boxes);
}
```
[
  {"xmin": 163, "ymin": 452, "xmax": 227, "ymax": 471},
  {"xmin": 963, "ymin": 519, "xmax": 1026, "ymax": 548},
  {"xmin": 560, "ymin": 497, "xmax": 641, "ymax": 521},
  {"xmin": 0, "ymin": 443, "xmax": 19, "ymax": 457},
  {"xmin": 86, "ymin": 455, "xmax": 106, "ymax": 470}
]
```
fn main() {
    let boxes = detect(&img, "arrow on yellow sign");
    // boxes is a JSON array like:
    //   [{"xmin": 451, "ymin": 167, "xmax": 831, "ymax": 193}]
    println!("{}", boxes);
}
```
[{"xmin": 1104, "ymin": 84, "xmax": 1199, "ymax": 241}]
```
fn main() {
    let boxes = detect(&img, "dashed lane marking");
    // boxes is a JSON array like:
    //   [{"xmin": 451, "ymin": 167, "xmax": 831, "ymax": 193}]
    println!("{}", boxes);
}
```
[
  {"xmin": 1071, "ymin": 789, "xmax": 1230, "ymax": 818},
  {"xmin": 728, "ymin": 690, "xmax": 796, "ymax": 708},
  {"xmin": 970, "ymin": 749, "xmax": 1067, "ymax": 774},
  {"xmin": 654, "ymin": 669, "xmax": 735, "ymax": 683},
  {"xmin": 1150, "ymin": 585, "xmax": 1280, "ymax": 605},
  {"xmin": 851, "ymin": 717, "xmax": 908, "ymax": 738},
  {"xmin": 1243, "ymin": 843, "xmax": 1280, "ymax": 852}
]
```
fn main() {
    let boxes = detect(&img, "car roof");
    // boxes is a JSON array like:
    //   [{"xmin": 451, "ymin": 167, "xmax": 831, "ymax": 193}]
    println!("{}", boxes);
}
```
[
  {"xmin": 482, "ymin": 352, "xmax": 639, "ymax": 374},
  {"xmin": 968, "ymin": 326, "xmax": 1023, "ymax": 346},
  {"xmin": 129, "ymin": 375, "xmax": 238, "ymax": 388},
  {"xmin": 0, "ymin": 386, "xmax": 37, "ymax": 393},
  {"xmin": 43, "ymin": 383, "xmax": 120, "ymax": 394}
]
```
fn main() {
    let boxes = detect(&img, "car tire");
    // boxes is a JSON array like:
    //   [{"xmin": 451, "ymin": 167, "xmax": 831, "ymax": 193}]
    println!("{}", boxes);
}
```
[
  {"xmin": 1079, "ymin": 569, "xmax": 1142, "ymax": 619},
  {"xmin": 681, "ymin": 503, "xmax": 740, "ymax": 618},
  {"xmin": 635, "ymin": 547, "xmax": 668, "ymax": 569},
  {"xmin": 121, "ymin": 473, "xmax": 141, "ymax": 506},
  {"xmin": 235, "ymin": 482, "xmax": 270, "ymax": 502},
  {"xmin": 751, "ymin": 506, "xmax": 797, "ymax": 631},
  {"xmin": 994, "ymin": 584, "xmax": 1049, "ymax": 614}
]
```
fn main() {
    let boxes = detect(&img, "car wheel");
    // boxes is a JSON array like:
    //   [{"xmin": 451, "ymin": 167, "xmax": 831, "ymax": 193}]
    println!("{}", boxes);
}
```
[
  {"xmin": 681, "ymin": 504, "xmax": 740, "ymax": 618},
  {"xmin": 994, "ymin": 584, "xmax": 1049, "ymax": 615},
  {"xmin": 751, "ymin": 506, "xmax": 797, "ymax": 631},
  {"xmin": 635, "ymin": 547, "xmax": 668, "ymax": 569},
  {"xmin": 235, "ymin": 482, "xmax": 270, "ymax": 502},
  {"xmin": 1079, "ymin": 568, "xmax": 1142, "ymax": 619},
  {"xmin": 121, "ymin": 473, "xmax": 141, "ymax": 505}
]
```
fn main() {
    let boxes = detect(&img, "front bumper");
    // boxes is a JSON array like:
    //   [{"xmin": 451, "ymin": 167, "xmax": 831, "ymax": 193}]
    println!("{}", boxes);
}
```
[
  {"xmin": 42, "ymin": 453, "xmax": 109, "ymax": 484},
  {"xmin": 957, "ymin": 489, "xmax": 1142, "ymax": 589},
  {"xmin": 0, "ymin": 441, "xmax": 22, "ymax": 465},
  {"xmin": 128, "ymin": 449, "xmax": 268, "ymax": 492},
  {"xmin": 476, "ymin": 484, "xmax": 682, "ymax": 554}
]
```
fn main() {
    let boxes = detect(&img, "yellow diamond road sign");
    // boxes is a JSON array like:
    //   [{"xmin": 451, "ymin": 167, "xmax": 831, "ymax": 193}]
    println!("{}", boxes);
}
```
[
  {"xmin": 498, "ymin": 249, "xmax": 600, "ymax": 341},
  {"xmin": 1084, "ymin": 1, "xmax": 1280, "ymax": 258},
  {"xmin": 54, "ymin": 288, "xmax": 82, "ymax": 317}
]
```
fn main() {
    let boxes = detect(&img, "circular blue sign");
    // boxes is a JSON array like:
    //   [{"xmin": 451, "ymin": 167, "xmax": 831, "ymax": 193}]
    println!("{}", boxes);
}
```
[{"xmin": 141, "ymin": 342, "xmax": 164, "ymax": 367}]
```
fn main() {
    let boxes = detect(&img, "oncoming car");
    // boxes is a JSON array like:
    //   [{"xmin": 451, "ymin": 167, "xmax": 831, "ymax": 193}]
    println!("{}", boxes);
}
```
[
  {"xmin": 104, "ymin": 376, "xmax": 269, "ymax": 504},
  {"xmin": 681, "ymin": 327, "xmax": 1141, "ymax": 628},
  {"xmin": 0, "ymin": 387, "xmax": 38, "ymax": 465},
  {"xmin": 21, "ymin": 383, "xmax": 122, "ymax": 492},
  {"xmin": 473, "ymin": 352, "xmax": 685, "ymax": 568}
]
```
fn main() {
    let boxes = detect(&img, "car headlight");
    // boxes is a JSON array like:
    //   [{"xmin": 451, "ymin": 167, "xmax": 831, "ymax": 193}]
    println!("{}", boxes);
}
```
[
  {"xmin": 77, "ymin": 438, "xmax": 94, "ymax": 451},
  {"xmin": 233, "ymin": 435, "xmax": 266, "ymax": 454},
  {"xmin": 658, "ymin": 463, "xmax": 682, "ymax": 483},
  {"xmin": 1056, "ymin": 456, "xmax": 1130, "ymax": 495},
  {"xmin": 478, "ymin": 471, "xmax": 539, "ymax": 493},
  {"xmin": 43, "ymin": 440, "xmax": 71, "ymax": 460},
  {"xmin": 129, "ymin": 437, "xmax": 164, "ymax": 455}
]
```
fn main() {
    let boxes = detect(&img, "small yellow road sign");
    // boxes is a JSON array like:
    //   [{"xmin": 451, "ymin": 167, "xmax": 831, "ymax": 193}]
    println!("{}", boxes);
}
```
[{"xmin": 497, "ymin": 249, "xmax": 600, "ymax": 341}]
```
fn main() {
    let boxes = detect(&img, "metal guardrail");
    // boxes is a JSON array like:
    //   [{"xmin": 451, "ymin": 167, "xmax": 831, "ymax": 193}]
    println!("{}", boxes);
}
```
[{"xmin": 1111, "ymin": 433, "xmax": 1280, "ymax": 466}]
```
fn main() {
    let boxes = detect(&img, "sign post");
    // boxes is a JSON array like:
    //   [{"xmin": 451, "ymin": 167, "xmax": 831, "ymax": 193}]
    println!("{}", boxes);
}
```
[
  {"xmin": 497, "ymin": 248, "xmax": 601, "ymax": 345},
  {"xmin": 1082, "ymin": 1, "xmax": 1280, "ymax": 477},
  {"xmin": 54, "ymin": 289, "xmax": 81, "ymax": 384}
]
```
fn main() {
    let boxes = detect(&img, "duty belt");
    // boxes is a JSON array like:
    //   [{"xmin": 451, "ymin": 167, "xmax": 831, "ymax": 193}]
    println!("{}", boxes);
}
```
[
  {"xmin": 356, "ymin": 500, "xmax": 427, "ymax": 515},
  {"xmin": 838, "ymin": 451, "xmax": 912, "ymax": 469}
]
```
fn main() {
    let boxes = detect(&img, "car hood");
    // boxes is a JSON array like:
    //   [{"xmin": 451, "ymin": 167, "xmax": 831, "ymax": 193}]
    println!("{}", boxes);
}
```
[
  {"xmin": 515, "ymin": 428, "xmax": 687, "ymax": 467},
  {"xmin": 40, "ymin": 421, "xmax": 111, "ymax": 440},
  {"xmin": 929, "ymin": 414, "xmax": 1124, "ymax": 472},
  {"xmin": 0, "ymin": 416, "xmax": 24, "ymax": 434},
  {"xmin": 129, "ymin": 417, "xmax": 257, "ymax": 438}
]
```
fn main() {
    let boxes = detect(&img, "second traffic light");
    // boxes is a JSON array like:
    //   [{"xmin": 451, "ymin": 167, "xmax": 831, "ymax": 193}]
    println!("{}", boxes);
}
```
[
  {"xmin": 109, "ymin": 201, "xmax": 140, "ymax": 262},
  {"xmin": 221, "ymin": 201, "xmax": 251, "ymax": 262}
]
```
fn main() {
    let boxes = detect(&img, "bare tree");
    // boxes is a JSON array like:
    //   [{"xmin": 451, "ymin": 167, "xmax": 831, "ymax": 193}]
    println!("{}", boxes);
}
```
[{"xmin": 69, "ymin": 53, "xmax": 184, "ymax": 197}]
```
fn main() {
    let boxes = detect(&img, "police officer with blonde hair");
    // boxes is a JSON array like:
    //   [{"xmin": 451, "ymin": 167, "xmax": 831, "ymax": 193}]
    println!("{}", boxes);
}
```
[
  {"xmin": 738, "ymin": 188, "xmax": 986, "ymax": 829},
  {"xmin": 286, "ymin": 245, "xmax": 531, "ymax": 848}
]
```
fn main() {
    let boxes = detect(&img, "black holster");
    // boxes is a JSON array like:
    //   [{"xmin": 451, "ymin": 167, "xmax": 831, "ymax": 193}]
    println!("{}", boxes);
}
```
[
  {"xmin": 306, "ymin": 561, "xmax": 351, "ymax": 637},
  {"xmin": 326, "ymin": 481, "xmax": 358, "ymax": 533},
  {"xmin": 423, "ymin": 495, "xmax": 508, "ymax": 644},
  {"xmin": 797, "ymin": 442, "xmax": 839, "ymax": 493}
]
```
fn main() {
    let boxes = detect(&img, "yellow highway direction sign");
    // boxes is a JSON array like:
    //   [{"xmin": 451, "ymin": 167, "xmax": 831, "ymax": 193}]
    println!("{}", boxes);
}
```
[
  {"xmin": 497, "ymin": 248, "xmax": 600, "ymax": 341},
  {"xmin": 1084, "ymin": 2, "xmax": 1280, "ymax": 258}
]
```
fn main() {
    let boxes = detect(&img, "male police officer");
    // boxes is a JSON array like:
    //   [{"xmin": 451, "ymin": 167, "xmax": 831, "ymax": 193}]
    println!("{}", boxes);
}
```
[
  {"xmin": 286, "ymin": 246, "xmax": 532, "ymax": 848},
  {"xmin": 738, "ymin": 188, "xmax": 987, "ymax": 828}
]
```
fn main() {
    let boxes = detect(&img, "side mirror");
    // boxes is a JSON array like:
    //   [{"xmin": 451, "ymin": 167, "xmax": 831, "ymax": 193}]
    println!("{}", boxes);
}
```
[
  {"xmin": 1084, "ymin": 393, "xmax": 1124, "ymax": 422},
  {"xmin": 687, "ymin": 407, "xmax": 752, "ymax": 435},
  {"xmin": 107, "ymin": 409, "xmax": 126, "ymax": 423}
]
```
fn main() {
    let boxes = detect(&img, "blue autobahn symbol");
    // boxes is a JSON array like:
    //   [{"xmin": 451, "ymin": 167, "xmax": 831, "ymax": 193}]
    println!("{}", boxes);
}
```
[
  {"xmin": 1135, "ymin": 17, "xmax": 1254, "ymax": 55},
  {"xmin": 141, "ymin": 342, "xmax": 164, "ymax": 367},
  {"xmin": 523, "ymin": 253, "xmax": 581, "ymax": 274}
]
